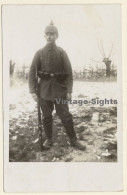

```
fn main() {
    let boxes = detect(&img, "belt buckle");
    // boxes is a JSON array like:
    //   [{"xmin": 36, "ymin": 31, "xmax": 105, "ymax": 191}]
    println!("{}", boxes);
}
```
[{"xmin": 50, "ymin": 73, "xmax": 54, "ymax": 77}]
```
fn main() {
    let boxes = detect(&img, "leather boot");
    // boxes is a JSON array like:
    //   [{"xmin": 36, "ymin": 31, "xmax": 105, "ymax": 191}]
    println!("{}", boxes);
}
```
[
  {"xmin": 43, "ymin": 138, "xmax": 53, "ymax": 150},
  {"xmin": 62, "ymin": 120, "xmax": 77, "ymax": 139},
  {"xmin": 43, "ymin": 116, "xmax": 53, "ymax": 149},
  {"xmin": 70, "ymin": 137, "xmax": 86, "ymax": 150},
  {"xmin": 62, "ymin": 120, "xmax": 86, "ymax": 150}
]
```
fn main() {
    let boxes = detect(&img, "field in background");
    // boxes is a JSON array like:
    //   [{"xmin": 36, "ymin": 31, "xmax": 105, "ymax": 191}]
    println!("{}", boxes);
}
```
[{"xmin": 9, "ymin": 79, "xmax": 117, "ymax": 162}]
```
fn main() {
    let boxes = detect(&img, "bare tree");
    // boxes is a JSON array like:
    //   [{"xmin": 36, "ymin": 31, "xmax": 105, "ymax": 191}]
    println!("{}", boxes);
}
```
[
  {"xmin": 10, "ymin": 60, "xmax": 15, "ymax": 78},
  {"xmin": 97, "ymin": 42, "xmax": 114, "ymax": 77}
]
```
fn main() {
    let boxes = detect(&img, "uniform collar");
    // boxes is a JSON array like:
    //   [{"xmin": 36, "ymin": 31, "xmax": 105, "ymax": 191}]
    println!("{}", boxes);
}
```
[{"xmin": 45, "ymin": 43, "xmax": 57, "ymax": 50}]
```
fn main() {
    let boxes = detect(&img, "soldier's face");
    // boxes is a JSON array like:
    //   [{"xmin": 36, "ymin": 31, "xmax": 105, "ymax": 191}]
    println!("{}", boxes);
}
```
[{"xmin": 45, "ymin": 32, "xmax": 58, "ymax": 44}]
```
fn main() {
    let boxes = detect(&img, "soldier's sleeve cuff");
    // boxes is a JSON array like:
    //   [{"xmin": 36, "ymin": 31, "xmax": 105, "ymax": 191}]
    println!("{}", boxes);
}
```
[
  {"xmin": 67, "ymin": 90, "xmax": 72, "ymax": 93},
  {"xmin": 29, "ymin": 91, "xmax": 36, "ymax": 93}
]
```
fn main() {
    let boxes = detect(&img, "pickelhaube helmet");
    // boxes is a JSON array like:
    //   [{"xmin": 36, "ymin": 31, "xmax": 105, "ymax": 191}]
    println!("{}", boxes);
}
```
[{"xmin": 45, "ymin": 20, "xmax": 58, "ymax": 35}]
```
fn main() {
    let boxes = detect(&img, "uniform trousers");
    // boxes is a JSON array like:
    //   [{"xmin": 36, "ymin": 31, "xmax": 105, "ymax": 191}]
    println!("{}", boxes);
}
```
[{"xmin": 40, "ymin": 98, "xmax": 77, "ymax": 139}]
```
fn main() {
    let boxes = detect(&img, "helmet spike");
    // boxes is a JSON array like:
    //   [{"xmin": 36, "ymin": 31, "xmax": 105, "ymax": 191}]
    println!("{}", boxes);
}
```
[
  {"xmin": 50, "ymin": 20, "xmax": 54, "ymax": 26},
  {"xmin": 45, "ymin": 20, "xmax": 58, "ymax": 35}
]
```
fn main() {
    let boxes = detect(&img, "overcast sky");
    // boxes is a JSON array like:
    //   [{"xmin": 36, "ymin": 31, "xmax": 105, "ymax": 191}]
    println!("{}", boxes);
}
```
[{"xmin": 2, "ymin": 4, "xmax": 121, "ymax": 71}]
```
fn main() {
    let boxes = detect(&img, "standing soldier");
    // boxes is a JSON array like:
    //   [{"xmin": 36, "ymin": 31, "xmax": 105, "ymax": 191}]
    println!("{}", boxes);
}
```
[{"xmin": 29, "ymin": 21, "xmax": 86, "ymax": 150}]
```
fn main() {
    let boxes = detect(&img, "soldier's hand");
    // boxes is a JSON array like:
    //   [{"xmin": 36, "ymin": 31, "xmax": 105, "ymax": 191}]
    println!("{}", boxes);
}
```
[
  {"xmin": 31, "ymin": 93, "xmax": 38, "ymax": 101},
  {"xmin": 67, "ymin": 93, "xmax": 72, "ymax": 100}
]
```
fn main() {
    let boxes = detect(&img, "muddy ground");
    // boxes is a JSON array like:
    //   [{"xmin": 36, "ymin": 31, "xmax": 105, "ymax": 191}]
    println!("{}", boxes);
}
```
[{"xmin": 9, "ymin": 80, "xmax": 117, "ymax": 162}]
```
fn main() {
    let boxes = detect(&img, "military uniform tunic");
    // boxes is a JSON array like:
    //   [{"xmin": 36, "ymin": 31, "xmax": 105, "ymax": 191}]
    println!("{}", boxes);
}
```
[
  {"xmin": 29, "ymin": 43, "xmax": 73, "ymax": 100},
  {"xmin": 29, "ymin": 43, "xmax": 76, "ymax": 140}
]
